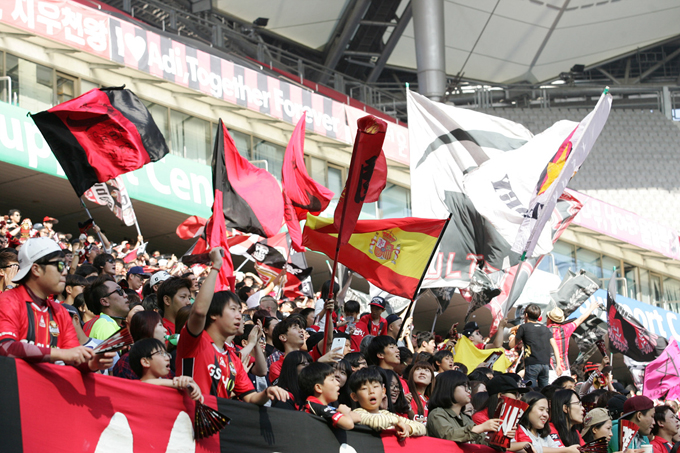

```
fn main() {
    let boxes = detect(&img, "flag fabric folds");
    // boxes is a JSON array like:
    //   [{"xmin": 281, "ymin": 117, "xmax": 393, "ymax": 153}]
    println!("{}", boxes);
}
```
[
  {"xmin": 607, "ymin": 270, "xmax": 667, "ymax": 362},
  {"xmin": 205, "ymin": 189, "xmax": 235, "ymax": 291},
  {"xmin": 282, "ymin": 117, "xmax": 334, "ymax": 252},
  {"xmin": 642, "ymin": 338, "xmax": 679, "ymax": 400},
  {"xmin": 31, "ymin": 87, "xmax": 169, "ymax": 197},
  {"xmin": 453, "ymin": 336, "xmax": 512, "ymax": 373},
  {"xmin": 333, "ymin": 115, "xmax": 388, "ymax": 247},
  {"xmin": 303, "ymin": 214, "xmax": 448, "ymax": 300},
  {"xmin": 175, "ymin": 216, "xmax": 207, "ymax": 240},
  {"xmin": 212, "ymin": 119, "xmax": 283, "ymax": 238},
  {"xmin": 83, "ymin": 176, "xmax": 137, "ymax": 226},
  {"xmin": 512, "ymin": 90, "xmax": 612, "ymax": 257}
]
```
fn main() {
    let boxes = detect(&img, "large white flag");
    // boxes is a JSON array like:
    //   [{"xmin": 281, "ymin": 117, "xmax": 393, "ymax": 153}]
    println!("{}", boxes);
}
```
[
  {"xmin": 512, "ymin": 90, "xmax": 612, "ymax": 257},
  {"xmin": 83, "ymin": 176, "xmax": 137, "ymax": 226},
  {"xmin": 408, "ymin": 90, "xmax": 581, "ymax": 289}
]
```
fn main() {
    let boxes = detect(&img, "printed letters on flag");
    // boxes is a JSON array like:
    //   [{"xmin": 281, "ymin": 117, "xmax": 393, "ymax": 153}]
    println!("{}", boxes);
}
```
[
  {"xmin": 607, "ymin": 270, "xmax": 666, "ymax": 362},
  {"xmin": 212, "ymin": 119, "xmax": 283, "ymax": 238},
  {"xmin": 282, "ymin": 117, "xmax": 334, "ymax": 251},
  {"xmin": 83, "ymin": 176, "xmax": 137, "ymax": 226},
  {"xmin": 303, "ymin": 214, "xmax": 447, "ymax": 300},
  {"xmin": 282, "ymin": 261, "xmax": 314, "ymax": 299},
  {"xmin": 205, "ymin": 189, "xmax": 235, "ymax": 291},
  {"xmin": 31, "ymin": 87, "xmax": 169, "ymax": 197},
  {"xmin": 334, "ymin": 115, "xmax": 388, "ymax": 246},
  {"xmin": 642, "ymin": 338, "xmax": 679, "ymax": 399},
  {"xmin": 512, "ymin": 90, "xmax": 612, "ymax": 257}
]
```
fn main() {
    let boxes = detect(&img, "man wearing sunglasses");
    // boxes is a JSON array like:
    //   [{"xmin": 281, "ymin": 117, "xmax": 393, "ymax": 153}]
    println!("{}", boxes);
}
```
[
  {"xmin": 0, "ymin": 238, "xmax": 115, "ymax": 371},
  {"xmin": 84, "ymin": 275, "xmax": 130, "ymax": 341}
]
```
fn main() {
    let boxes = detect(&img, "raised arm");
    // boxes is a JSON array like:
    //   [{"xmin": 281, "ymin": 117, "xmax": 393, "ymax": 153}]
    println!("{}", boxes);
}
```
[
  {"xmin": 574, "ymin": 301, "xmax": 600, "ymax": 329},
  {"xmin": 186, "ymin": 247, "xmax": 223, "ymax": 336}
]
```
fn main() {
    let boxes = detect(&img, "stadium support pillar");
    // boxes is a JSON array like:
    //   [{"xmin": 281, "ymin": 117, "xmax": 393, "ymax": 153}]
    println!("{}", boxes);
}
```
[
  {"xmin": 662, "ymin": 86, "xmax": 672, "ymax": 120},
  {"xmin": 413, "ymin": 0, "xmax": 446, "ymax": 101}
]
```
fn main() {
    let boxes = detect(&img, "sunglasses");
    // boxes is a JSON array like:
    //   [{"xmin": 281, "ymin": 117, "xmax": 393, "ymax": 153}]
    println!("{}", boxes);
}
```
[
  {"xmin": 104, "ymin": 287, "xmax": 125, "ymax": 298},
  {"xmin": 1, "ymin": 263, "xmax": 19, "ymax": 269},
  {"xmin": 42, "ymin": 261, "xmax": 66, "ymax": 272}
]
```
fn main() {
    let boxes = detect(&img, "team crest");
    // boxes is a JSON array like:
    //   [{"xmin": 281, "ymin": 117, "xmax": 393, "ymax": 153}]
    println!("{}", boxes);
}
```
[{"xmin": 368, "ymin": 230, "xmax": 401, "ymax": 264}]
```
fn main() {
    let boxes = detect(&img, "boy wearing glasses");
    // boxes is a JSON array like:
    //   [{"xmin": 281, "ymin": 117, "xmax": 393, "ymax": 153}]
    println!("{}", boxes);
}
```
[
  {"xmin": 0, "ymin": 238, "xmax": 114, "ymax": 371},
  {"xmin": 129, "ymin": 338, "xmax": 203, "ymax": 401},
  {"xmin": 84, "ymin": 275, "xmax": 130, "ymax": 341}
]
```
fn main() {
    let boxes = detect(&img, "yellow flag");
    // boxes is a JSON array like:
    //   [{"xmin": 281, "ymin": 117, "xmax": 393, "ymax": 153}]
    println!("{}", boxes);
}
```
[{"xmin": 453, "ymin": 336, "xmax": 512, "ymax": 373}]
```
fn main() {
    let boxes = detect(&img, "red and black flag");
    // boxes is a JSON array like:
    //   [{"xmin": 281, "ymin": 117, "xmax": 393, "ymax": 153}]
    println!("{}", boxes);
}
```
[
  {"xmin": 334, "ymin": 115, "xmax": 387, "ymax": 246},
  {"xmin": 282, "ymin": 117, "xmax": 334, "ymax": 251},
  {"xmin": 0, "ymin": 356, "xmax": 474, "ymax": 452},
  {"xmin": 213, "ymin": 120, "xmax": 283, "ymax": 238},
  {"xmin": 283, "ymin": 258, "xmax": 314, "ymax": 299},
  {"xmin": 204, "ymin": 189, "xmax": 235, "ymax": 291},
  {"xmin": 607, "ymin": 270, "xmax": 667, "ymax": 362},
  {"xmin": 31, "ymin": 86, "xmax": 169, "ymax": 197}
]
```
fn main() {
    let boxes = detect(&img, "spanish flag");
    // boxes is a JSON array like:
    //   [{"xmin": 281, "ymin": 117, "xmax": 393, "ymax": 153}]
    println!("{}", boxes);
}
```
[{"xmin": 302, "ymin": 214, "xmax": 448, "ymax": 299}]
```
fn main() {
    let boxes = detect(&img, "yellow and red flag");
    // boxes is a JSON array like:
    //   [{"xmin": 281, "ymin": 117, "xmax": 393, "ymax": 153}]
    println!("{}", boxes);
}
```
[{"xmin": 302, "ymin": 214, "xmax": 448, "ymax": 300}]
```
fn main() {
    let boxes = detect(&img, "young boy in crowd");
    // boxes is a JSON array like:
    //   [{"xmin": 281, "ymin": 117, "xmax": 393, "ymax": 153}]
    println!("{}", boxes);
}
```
[
  {"xmin": 157, "ymin": 277, "xmax": 193, "ymax": 335},
  {"xmin": 299, "ymin": 362, "xmax": 360, "ymax": 430},
  {"xmin": 129, "ymin": 338, "xmax": 202, "ymax": 402},
  {"xmin": 356, "ymin": 296, "xmax": 388, "ymax": 337},
  {"xmin": 349, "ymin": 367, "xmax": 426, "ymax": 438},
  {"xmin": 431, "ymin": 349, "xmax": 454, "ymax": 375}
]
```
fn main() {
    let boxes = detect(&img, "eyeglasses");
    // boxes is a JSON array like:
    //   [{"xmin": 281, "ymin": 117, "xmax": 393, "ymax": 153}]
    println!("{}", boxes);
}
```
[
  {"xmin": 104, "ymin": 287, "xmax": 125, "ymax": 298},
  {"xmin": 568, "ymin": 401, "xmax": 583, "ymax": 406},
  {"xmin": 150, "ymin": 350, "xmax": 171, "ymax": 359},
  {"xmin": 106, "ymin": 258, "xmax": 114, "ymax": 264},
  {"xmin": 42, "ymin": 261, "xmax": 66, "ymax": 272}
]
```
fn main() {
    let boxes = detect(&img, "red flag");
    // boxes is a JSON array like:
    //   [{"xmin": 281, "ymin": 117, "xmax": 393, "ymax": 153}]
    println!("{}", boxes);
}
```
[
  {"xmin": 205, "ymin": 189, "xmax": 235, "ymax": 291},
  {"xmin": 282, "ymin": 117, "xmax": 334, "ymax": 251},
  {"xmin": 333, "ymin": 115, "xmax": 387, "ymax": 246},
  {"xmin": 176, "ymin": 216, "xmax": 207, "ymax": 240},
  {"xmin": 213, "ymin": 120, "xmax": 283, "ymax": 238},
  {"xmin": 31, "ymin": 87, "xmax": 169, "ymax": 197}
]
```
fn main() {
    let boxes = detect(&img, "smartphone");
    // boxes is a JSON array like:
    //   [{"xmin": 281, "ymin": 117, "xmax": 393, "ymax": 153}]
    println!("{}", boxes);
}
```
[{"xmin": 331, "ymin": 337, "xmax": 346, "ymax": 356}]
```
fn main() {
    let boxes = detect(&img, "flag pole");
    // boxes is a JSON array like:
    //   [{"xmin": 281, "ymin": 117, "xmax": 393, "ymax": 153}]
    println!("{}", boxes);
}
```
[
  {"xmin": 80, "ymin": 197, "xmax": 105, "ymax": 245},
  {"xmin": 396, "ymin": 214, "xmax": 452, "ymax": 340},
  {"xmin": 502, "ymin": 251, "xmax": 527, "ymax": 317}
]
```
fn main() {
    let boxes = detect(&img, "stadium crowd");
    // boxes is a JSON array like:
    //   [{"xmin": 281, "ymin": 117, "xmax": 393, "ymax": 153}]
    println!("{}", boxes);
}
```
[{"xmin": 0, "ymin": 207, "xmax": 678, "ymax": 452}]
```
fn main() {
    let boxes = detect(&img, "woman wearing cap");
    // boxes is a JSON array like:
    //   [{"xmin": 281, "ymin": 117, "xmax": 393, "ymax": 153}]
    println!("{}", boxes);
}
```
[
  {"xmin": 551, "ymin": 389, "xmax": 586, "ymax": 447},
  {"xmin": 582, "ymin": 408, "xmax": 613, "ymax": 443},
  {"xmin": 472, "ymin": 374, "xmax": 529, "ymax": 425},
  {"xmin": 514, "ymin": 391, "xmax": 580, "ymax": 453}
]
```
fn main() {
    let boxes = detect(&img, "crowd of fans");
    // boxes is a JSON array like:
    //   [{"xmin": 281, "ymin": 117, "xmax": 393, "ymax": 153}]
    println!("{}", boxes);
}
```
[{"xmin": 0, "ymin": 208, "xmax": 678, "ymax": 451}]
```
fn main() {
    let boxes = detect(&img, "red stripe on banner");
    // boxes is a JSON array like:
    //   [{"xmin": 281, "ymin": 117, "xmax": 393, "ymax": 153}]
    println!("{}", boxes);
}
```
[
  {"xmin": 245, "ymin": 68, "xmax": 259, "ymax": 110},
  {"xmin": 288, "ymin": 85, "xmax": 303, "ymax": 125},
  {"xmin": 268, "ymin": 77, "xmax": 282, "ymax": 120},
  {"xmin": 312, "ymin": 93, "xmax": 325, "ymax": 136},
  {"xmin": 14, "ymin": 359, "xmax": 219, "ymax": 452},
  {"xmin": 173, "ymin": 41, "xmax": 187, "ymax": 86},
  {"xmin": 381, "ymin": 431, "xmax": 466, "ymax": 452},
  {"xmin": 146, "ymin": 32, "xmax": 163, "ymax": 79},
  {"xmin": 120, "ymin": 22, "xmax": 140, "ymax": 70},
  {"xmin": 197, "ymin": 50, "xmax": 212, "ymax": 95},
  {"xmin": 221, "ymin": 59, "xmax": 236, "ymax": 104},
  {"xmin": 333, "ymin": 100, "xmax": 347, "ymax": 141},
  {"xmin": 313, "ymin": 217, "xmax": 445, "ymax": 237}
]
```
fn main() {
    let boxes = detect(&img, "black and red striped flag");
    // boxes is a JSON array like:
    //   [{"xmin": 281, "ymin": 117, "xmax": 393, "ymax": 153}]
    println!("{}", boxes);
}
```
[
  {"xmin": 213, "ymin": 120, "xmax": 283, "ymax": 238},
  {"xmin": 31, "ymin": 86, "xmax": 169, "ymax": 197},
  {"xmin": 282, "ymin": 117, "xmax": 334, "ymax": 251}
]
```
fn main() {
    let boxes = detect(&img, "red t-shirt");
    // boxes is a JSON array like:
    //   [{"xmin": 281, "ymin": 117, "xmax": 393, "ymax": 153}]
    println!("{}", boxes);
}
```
[
  {"xmin": 356, "ymin": 314, "xmax": 387, "ymax": 337},
  {"xmin": 549, "ymin": 322, "xmax": 577, "ymax": 370},
  {"xmin": 651, "ymin": 434, "xmax": 672, "ymax": 453},
  {"xmin": 0, "ymin": 286, "xmax": 79, "ymax": 351},
  {"xmin": 162, "ymin": 317, "xmax": 175, "ymax": 336},
  {"xmin": 548, "ymin": 422, "xmax": 585, "ymax": 446},
  {"xmin": 515, "ymin": 425, "xmax": 533, "ymax": 443},
  {"xmin": 399, "ymin": 376, "xmax": 411, "ymax": 397},
  {"xmin": 82, "ymin": 316, "xmax": 99, "ymax": 336},
  {"xmin": 176, "ymin": 326, "xmax": 255, "ymax": 399},
  {"xmin": 269, "ymin": 354, "xmax": 285, "ymax": 382},
  {"xmin": 337, "ymin": 324, "xmax": 364, "ymax": 352},
  {"xmin": 472, "ymin": 410, "xmax": 490, "ymax": 425},
  {"xmin": 409, "ymin": 392, "xmax": 429, "ymax": 418}
]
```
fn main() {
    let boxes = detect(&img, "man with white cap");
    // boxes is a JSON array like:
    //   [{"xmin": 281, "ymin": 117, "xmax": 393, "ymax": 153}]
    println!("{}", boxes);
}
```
[
  {"xmin": 546, "ymin": 301, "xmax": 599, "ymax": 380},
  {"xmin": 0, "ymin": 238, "xmax": 114, "ymax": 370}
]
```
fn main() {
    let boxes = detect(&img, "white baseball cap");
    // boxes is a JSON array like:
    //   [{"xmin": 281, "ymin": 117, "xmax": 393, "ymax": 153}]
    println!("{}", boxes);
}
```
[
  {"xmin": 149, "ymin": 270, "xmax": 171, "ymax": 287},
  {"xmin": 13, "ymin": 237, "xmax": 63, "ymax": 282}
]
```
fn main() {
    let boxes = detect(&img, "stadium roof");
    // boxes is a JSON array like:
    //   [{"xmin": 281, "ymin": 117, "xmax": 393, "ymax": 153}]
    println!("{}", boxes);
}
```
[{"xmin": 215, "ymin": 0, "xmax": 680, "ymax": 85}]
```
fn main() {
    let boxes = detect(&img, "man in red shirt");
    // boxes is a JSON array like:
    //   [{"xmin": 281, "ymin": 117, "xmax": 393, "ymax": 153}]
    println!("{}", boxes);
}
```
[
  {"xmin": 176, "ymin": 247, "xmax": 287, "ymax": 404},
  {"xmin": 547, "ymin": 301, "xmax": 599, "ymax": 380},
  {"xmin": 268, "ymin": 316, "xmax": 306, "ymax": 382},
  {"xmin": 651, "ymin": 405, "xmax": 679, "ymax": 453},
  {"xmin": 356, "ymin": 296, "xmax": 388, "ymax": 337},
  {"xmin": 0, "ymin": 238, "xmax": 114, "ymax": 371},
  {"xmin": 158, "ymin": 277, "xmax": 192, "ymax": 335}
]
